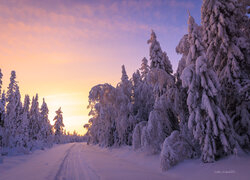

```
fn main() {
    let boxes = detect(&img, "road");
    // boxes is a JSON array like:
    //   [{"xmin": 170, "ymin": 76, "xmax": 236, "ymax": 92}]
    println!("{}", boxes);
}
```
[{"xmin": 0, "ymin": 143, "xmax": 167, "ymax": 180}]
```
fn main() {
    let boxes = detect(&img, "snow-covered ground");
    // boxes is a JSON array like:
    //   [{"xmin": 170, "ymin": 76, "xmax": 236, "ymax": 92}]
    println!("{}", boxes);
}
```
[{"xmin": 0, "ymin": 142, "xmax": 249, "ymax": 180}]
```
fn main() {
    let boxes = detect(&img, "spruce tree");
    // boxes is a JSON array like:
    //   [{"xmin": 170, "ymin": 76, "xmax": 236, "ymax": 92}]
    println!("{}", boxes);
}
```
[
  {"xmin": 13, "ymin": 85, "xmax": 25, "ymax": 150},
  {"xmin": 115, "ymin": 65, "xmax": 133, "ymax": 145},
  {"xmin": 201, "ymin": 0, "xmax": 250, "ymax": 149},
  {"xmin": 131, "ymin": 69, "xmax": 154, "ymax": 150},
  {"xmin": 53, "ymin": 108, "xmax": 64, "ymax": 144},
  {"xmin": 0, "ymin": 91, "xmax": 5, "ymax": 148},
  {"xmin": 0, "ymin": 69, "xmax": 4, "ymax": 151},
  {"xmin": 181, "ymin": 15, "xmax": 236, "ymax": 163},
  {"xmin": 5, "ymin": 71, "xmax": 18, "ymax": 148},
  {"xmin": 0, "ymin": 69, "xmax": 2, "ymax": 95},
  {"xmin": 29, "ymin": 94, "xmax": 41, "ymax": 148},
  {"xmin": 21, "ymin": 95, "xmax": 31, "ymax": 150},
  {"xmin": 141, "ymin": 31, "xmax": 178, "ymax": 154},
  {"xmin": 139, "ymin": 57, "xmax": 149, "ymax": 80},
  {"xmin": 40, "ymin": 98, "xmax": 53, "ymax": 147}
]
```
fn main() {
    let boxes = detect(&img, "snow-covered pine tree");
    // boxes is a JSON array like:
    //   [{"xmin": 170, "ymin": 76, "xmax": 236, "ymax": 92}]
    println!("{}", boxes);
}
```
[
  {"xmin": 87, "ymin": 84, "xmax": 117, "ymax": 146},
  {"xmin": 181, "ymin": 14, "xmax": 236, "ymax": 163},
  {"xmin": 139, "ymin": 57, "xmax": 150, "ymax": 81},
  {"xmin": 138, "ymin": 58, "xmax": 155, "ymax": 122},
  {"xmin": 175, "ymin": 34, "xmax": 200, "ymax": 157},
  {"xmin": 0, "ymin": 69, "xmax": 4, "ymax": 152},
  {"xmin": 131, "ymin": 69, "xmax": 154, "ymax": 125},
  {"xmin": 5, "ymin": 71, "xmax": 18, "ymax": 148},
  {"xmin": 141, "ymin": 30, "xmax": 178, "ymax": 154},
  {"xmin": 13, "ymin": 85, "xmax": 26, "ymax": 151},
  {"xmin": 131, "ymin": 70, "xmax": 142, "ymax": 120},
  {"xmin": 20, "ymin": 95, "xmax": 31, "ymax": 150},
  {"xmin": 147, "ymin": 30, "xmax": 175, "ymax": 97},
  {"xmin": 147, "ymin": 30, "xmax": 173, "ymax": 74},
  {"xmin": 29, "ymin": 94, "xmax": 42, "ymax": 148},
  {"xmin": 159, "ymin": 32, "xmax": 202, "ymax": 171},
  {"xmin": 131, "ymin": 69, "xmax": 154, "ymax": 150},
  {"xmin": 175, "ymin": 34, "xmax": 189, "ymax": 82},
  {"xmin": 201, "ymin": 0, "xmax": 250, "ymax": 149},
  {"xmin": 0, "ymin": 91, "xmax": 5, "ymax": 149},
  {"xmin": 238, "ymin": 0, "xmax": 250, "ymax": 40},
  {"xmin": 53, "ymin": 107, "xmax": 64, "ymax": 144},
  {"xmin": 0, "ymin": 69, "xmax": 2, "ymax": 95},
  {"xmin": 115, "ymin": 65, "xmax": 133, "ymax": 145},
  {"xmin": 40, "ymin": 98, "xmax": 53, "ymax": 147},
  {"xmin": 175, "ymin": 34, "xmax": 190, "ymax": 135}
]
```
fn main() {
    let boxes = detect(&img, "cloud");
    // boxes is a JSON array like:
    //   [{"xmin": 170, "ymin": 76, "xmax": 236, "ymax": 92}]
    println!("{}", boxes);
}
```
[
  {"xmin": 0, "ymin": 0, "xmax": 192, "ymax": 40},
  {"xmin": 168, "ymin": 0, "xmax": 195, "ymax": 9}
]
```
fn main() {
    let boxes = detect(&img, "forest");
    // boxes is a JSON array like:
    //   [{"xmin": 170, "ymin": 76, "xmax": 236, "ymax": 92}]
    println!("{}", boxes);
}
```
[
  {"xmin": 0, "ymin": 70, "xmax": 85, "ymax": 160},
  {"xmin": 84, "ymin": 0, "xmax": 250, "ymax": 170}
]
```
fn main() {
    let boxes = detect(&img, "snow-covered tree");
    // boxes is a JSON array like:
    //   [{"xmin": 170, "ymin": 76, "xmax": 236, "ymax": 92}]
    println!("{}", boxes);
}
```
[
  {"xmin": 115, "ymin": 65, "xmax": 133, "ymax": 145},
  {"xmin": 0, "ymin": 69, "xmax": 4, "ymax": 150},
  {"xmin": 132, "ymin": 121, "xmax": 147, "ymax": 150},
  {"xmin": 147, "ymin": 30, "xmax": 175, "ymax": 97},
  {"xmin": 201, "ymin": 0, "xmax": 250, "ymax": 149},
  {"xmin": 53, "ymin": 107, "xmax": 64, "ymax": 144},
  {"xmin": 131, "ymin": 68, "xmax": 154, "ymax": 150},
  {"xmin": 202, "ymin": 0, "xmax": 249, "ymax": 77},
  {"xmin": 175, "ymin": 34, "xmax": 189, "ymax": 81},
  {"xmin": 87, "ymin": 83, "xmax": 117, "ymax": 146},
  {"xmin": 13, "ymin": 85, "xmax": 26, "ymax": 151},
  {"xmin": 140, "ymin": 30, "xmax": 178, "ymax": 154},
  {"xmin": 147, "ymin": 30, "xmax": 173, "ymax": 74},
  {"xmin": 131, "ymin": 70, "xmax": 154, "ymax": 126},
  {"xmin": 181, "ymin": 15, "xmax": 236, "ymax": 163},
  {"xmin": 142, "ymin": 94, "xmax": 179, "ymax": 154},
  {"xmin": 29, "ymin": 94, "xmax": 41, "ymax": 148},
  {"xmin": 139, "ymin": 57, "xmax": 150, "ymax": 80},
  {"xmin": 0, "ymin": 91, "xmax": 6, "ymax": 148},
  {"xmin": 175, "ymin": 34, "xmax": 190, "ymax": 132},
  {"xmin": 20, "ymin": 95, "xmax": 31, "ymax": 150},
  {"xmin": 160, "ymin": 131, "xmax": 194, "ymax": 171},
  {"xmin": 0, "ymin": 69, "xmax": 2, "ymax": 95},
  {"xmin": 5, "ymin": 71, "xmax": 18, "ymax": 148},
  {"xmin": 40, "ymin": 98, "xmax": 53, "ymax": 147},
  {"xmin": 238, "ymin": 0, "xmax": 250, "ymax": 40},
  {"xmin": 175, "ymin": 34, "xmax": 200, "ymax": 156}
]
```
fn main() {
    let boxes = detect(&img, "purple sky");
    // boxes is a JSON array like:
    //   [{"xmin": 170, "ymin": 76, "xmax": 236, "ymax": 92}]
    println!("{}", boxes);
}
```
[{"xmin": 0, "ymin": 0, "xmax": 203, "ymax": 134}]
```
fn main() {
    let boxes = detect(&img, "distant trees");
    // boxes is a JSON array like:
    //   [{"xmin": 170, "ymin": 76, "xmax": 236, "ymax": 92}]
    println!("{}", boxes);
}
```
[
  {"xmin": 85, "ymin": 0, "xmax": 249, "ymax": 171},
  {"xmin": 0, "ymin": 70, "xmax": 83, "ymax": 157}
]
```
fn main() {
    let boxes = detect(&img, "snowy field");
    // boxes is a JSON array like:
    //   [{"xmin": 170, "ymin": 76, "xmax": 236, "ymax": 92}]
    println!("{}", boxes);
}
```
[{"xmin": 0, "ymin": 142, "xmax": 249, "ymax": 180}]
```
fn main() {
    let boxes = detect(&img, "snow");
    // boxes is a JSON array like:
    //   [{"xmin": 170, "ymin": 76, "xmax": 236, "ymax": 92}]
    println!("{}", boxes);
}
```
[
  {"xmin": 0, "ymin": 142, "xmax": 249, "ymax": 180},
  {"xmin": 0, "ymin": 143, "xmax": 74, "ymax": 180}
]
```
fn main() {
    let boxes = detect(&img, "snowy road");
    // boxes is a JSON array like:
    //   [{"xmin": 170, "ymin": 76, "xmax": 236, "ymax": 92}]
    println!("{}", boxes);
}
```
[
  {"xmin": 0, "ymin": 143, "xmax": 167, "ymax": 180},
  {"xmin": 1, "ymin": 142, "xmax": 249, "ymax": 180}
]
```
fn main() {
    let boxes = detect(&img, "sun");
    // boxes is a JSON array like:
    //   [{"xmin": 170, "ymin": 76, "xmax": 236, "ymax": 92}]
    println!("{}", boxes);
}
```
[{"xmin": 44, "ymin": 92, "xmax": 89, "ymax": 135}]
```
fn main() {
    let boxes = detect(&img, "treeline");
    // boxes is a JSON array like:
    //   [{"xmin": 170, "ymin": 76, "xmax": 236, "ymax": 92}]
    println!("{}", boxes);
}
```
[
  {"xmin": 84, "ymin": 0, "xmax": 250, "ymax": 170},
  {"xmin": 0, "ymin": 70, "xmax": 84, "ymax": 157}
]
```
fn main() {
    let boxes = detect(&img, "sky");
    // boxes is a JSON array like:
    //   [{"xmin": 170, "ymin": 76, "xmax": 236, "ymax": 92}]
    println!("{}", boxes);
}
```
[{"xmin": 0, "ymin": 0, "xmax": 202, "ymax": 135}]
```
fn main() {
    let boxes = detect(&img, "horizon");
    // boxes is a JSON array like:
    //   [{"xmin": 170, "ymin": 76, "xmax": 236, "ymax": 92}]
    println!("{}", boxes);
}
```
[{"xmin": 0, "ymin": 0, "xmax": 203, "ymax": 135}]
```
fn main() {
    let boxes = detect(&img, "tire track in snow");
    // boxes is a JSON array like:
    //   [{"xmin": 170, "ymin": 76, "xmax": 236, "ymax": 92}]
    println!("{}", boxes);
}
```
[
  {"xmin": 54, "ymin": 143, "xmax": 76, "ymax": 180},
  {"xmin": 54, "ymin": 143, "xmax": 100, "ymax": 180}
]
